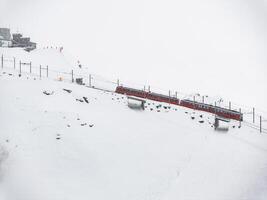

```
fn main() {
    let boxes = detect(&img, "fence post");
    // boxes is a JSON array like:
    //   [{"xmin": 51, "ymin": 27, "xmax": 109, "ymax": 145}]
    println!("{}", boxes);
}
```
[
  {"xmin": 71, "ymin": 70, "xmax": 74, "ymax": 82},
  {"xmin": 117, "ymin": 79, "xmax": 119, "ymax": 87},
  {"xmin": 30, "ymin": 62, "xmax": 32, "ymax": 73},
  {"xmin": 202, "ymin": 96, "xmax": 204, "ymax": 103},
  {"xmin": 13, "ymin": 57, "xmax": 16, "ymax": 69},
  {"xmin": 148, "ymin": 85, "xmax": 151, "ymax": 92},
  {"xmin": 229, "ymin": 101, "xmax": 231, "ymax": 110},
  {"xmin": 89, "ymin": 74, "xmax": 92, "ymax": 87},
  {"xmin": 253, "ymin": 107, "xmax": 255, "ymax": 123},
  {"xmin": 175, "ymin": 91, "xmax": 178, "ymax": 99},
  {"xmin": 46, "ymin": 65, "xmax": 48, "ymax": 77},
  {"xmin": 1, "ymin": 54, "xmax": 3, "ymax": 68},
  {"xmin": 260, "ymin": 116, "xmax": 262, "ymax": 133},
  {"xmin": 39, "ymin": 65, "xmax": 41, "ymax": 79},
  {"xmin": 214, "ymin": 102, "xmax": 217, "ymax": 115},
  {"xmin": 19, "ymin": 61, "xmax": 21, "ymax": 74}
]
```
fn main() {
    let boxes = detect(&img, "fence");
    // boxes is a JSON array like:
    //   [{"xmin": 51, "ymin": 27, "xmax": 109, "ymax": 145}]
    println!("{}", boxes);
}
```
[{"xmin": 1, "ymin": 53, "xmax": 266, "ymax": 133}]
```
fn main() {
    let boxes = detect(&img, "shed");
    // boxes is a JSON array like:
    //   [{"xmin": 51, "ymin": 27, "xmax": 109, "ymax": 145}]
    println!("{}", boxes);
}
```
[
  {"xmin": 214, "ymin": 115, "xmax": 230, "ymax": 131},
  {"xmin": 127, "ymin": 96, "xmax": 146, "ymax": 110}
]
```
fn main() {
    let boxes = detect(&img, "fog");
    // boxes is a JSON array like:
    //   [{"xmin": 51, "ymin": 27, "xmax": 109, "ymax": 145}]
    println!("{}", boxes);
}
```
[{"xmin": 0, "ymin": 0, "xmax": 266, "ymax": 110}]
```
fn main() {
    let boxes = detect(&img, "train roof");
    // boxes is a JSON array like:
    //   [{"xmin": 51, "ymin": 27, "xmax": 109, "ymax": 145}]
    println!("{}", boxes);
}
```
[{"xmin": 181, "ymin": 99, "xmax": 242, "ymax": 115}]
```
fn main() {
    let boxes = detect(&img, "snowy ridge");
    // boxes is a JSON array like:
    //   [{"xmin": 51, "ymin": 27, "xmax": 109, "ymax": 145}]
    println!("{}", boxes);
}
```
[{"xmin": 0, "ymin": 47, "xmax": 267, "ymax": 200}]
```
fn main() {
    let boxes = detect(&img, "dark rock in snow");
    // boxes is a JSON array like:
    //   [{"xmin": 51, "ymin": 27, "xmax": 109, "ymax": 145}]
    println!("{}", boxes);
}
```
[
  {"xmin": 81, "ymin": 123, "xmax": 87, "ymax": 126},
  {"xmin": 191, "ymin": 116, "xmax": 195, "ymax": 120},
  {"xmin": 43, "ymin": 91, "xmax": 54, "ymax": 95},
  {"xmin": 63, "ymin": 88, "xmax": 72, "ymax": 93},
  {"xmin": 199, "ymin": 120, "xmax": 204, "ymax": 123},
  {"xmin": 83, "ymin": 97, "xmax": 89, "ymax": 103},
  {"xmin": 76, "ymin": 98, "xmax": 84, "ymax": 102},
  {"xmin": 89, "ymin": 124, "xmax": 94, "ymax": 127}
]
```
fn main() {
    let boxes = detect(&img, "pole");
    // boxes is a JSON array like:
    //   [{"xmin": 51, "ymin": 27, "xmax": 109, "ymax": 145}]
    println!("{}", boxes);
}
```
[
  {"xmin": 46, "ymin": 65, "xmax": 48, "ymax": 77},
  {"xmin": 193, "ymin": 96, "xmax": 196, "ymax": 109},
  {"xmin": 229, "ymin": 101, "xmax": 231, "ymax": 110},
  {"xmin": 239, "ymin": 108, "xmax": 242, "ymax": 127},
  {"xmin": 1, "ymin": 54, "xmax": 3, "ymax": 68},
  {"xmin": 39, "ymin": 65, "xmax": 41, "ymax": 79},
  {"xmin": 253, "ymin": 107, "xmax": 255, "ymax": 123},
  {"xmin": 148, "ymin": 85, "xmax": 150, "ymax": 92},
  {"xmin": 214, "ymin": 102, "xmax": 216, "ymax": 115},
  {"xmin": 30, "ymin": 62, "xmax": 32, "ymax": 73},
  {"xmin": 13, "ymin": 57, "xmax": 16, "ymax": 69},
  {"xmin": 175, "ymin": 91, "xmax": 178, "ymax": 99},
  {"xmin": 260, "ymin": 116, "xmax": 262, "ymax": 133},
  {"xmin": 169, "ymin": 90, "xmax": 171, "ymax": 103},
  {"xmin": 19, "ymin": 61, "xmax": 21, "ymax": 74},
  {"xmin": 89, "ymin": 74, "xmax": 92, "ymax": 87},
  {"xmin": 202, "ymin": 96, "xmax": 204, "ymax": 103},
  {"xmin": 71, "ymin": 70, "xmax": 74, "ymax": 83},
  {"xmin": 117, "ymin": 79, "xmax": 119, "ymax": 86}
]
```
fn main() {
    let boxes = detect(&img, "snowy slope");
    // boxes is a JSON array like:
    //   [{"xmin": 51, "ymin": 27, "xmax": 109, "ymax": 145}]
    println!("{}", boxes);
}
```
[{"xmin": 0, "ymin": 64, "xmax": 267, "ymax": 200}]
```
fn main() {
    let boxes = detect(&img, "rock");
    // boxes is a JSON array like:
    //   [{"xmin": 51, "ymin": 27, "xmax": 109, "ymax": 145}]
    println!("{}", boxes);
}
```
[
  {"xmin": 89, "ymin": 124, "xmax": 94, "ymax": 127},
  {"xmin": 83, "ymin": 97, "xmax": 89, "ymax": 103},
  {"xmin": 199, "ymin": 120, "xmax": 204, "ymax": 123},
  {"xmin": 81, "ymin": 123, "xmax": 87, "ymax": 126},
  {"xmin": 63, "ymin": 88, "xmax": 72, "ymax": 93},
  {"xmin": 76, "ymin": 98, "xmax": 84, "ymax": 102},
  {"xmin": 191, "ymin": 116, "xmax": 195, "ymax": 120},
  {"xmin": 43, "ymin": 91, "xmax": 54, "ymax": 95}
]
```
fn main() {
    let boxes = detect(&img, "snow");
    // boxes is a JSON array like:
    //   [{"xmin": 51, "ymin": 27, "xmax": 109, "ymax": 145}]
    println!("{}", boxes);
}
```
[{"xmin": 0, "ymin": 47, "xmax": 267, "ymax": 200}]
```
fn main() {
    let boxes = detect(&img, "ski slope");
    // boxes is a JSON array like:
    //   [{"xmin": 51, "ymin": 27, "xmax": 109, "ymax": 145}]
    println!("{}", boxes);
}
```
[{"xmin": 0, "ymin": 47, "xmax": 267, "ymax": 200}]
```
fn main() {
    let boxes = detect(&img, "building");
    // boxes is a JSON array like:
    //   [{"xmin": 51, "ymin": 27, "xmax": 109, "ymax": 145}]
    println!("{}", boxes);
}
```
[
  {"xmin": 0, "ymin": 28, "xmax": 12, "ymax": 47},
  {"xmin": 12, "ymin": 33, "xmax": 36, "ymax": 50}
]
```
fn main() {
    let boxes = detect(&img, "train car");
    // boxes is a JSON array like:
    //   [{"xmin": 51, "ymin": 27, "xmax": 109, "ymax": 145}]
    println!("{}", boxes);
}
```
[
  {"xmin": 115, "ymin": 86, "xmax": 179, "ymax": 105},
  {"xmin": 115, "ymin": 86, "xmax": 243, "ymax": 121},
  {"xmin": 180, "ymin": 99, "xmax": 243, "ymax": 121}
]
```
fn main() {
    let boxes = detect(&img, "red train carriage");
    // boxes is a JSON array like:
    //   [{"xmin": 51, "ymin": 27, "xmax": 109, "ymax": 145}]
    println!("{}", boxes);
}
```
[
  {"xmin": 115, "ymin": 86, "xmax": 179, "ymax": 105},
  {"xmin": 180, "ymin": 99, "xmax": 243, "ymax": 121},
  {"xmin": 115, "ymin": 86, "xmax": 243, "ymax": 121}
]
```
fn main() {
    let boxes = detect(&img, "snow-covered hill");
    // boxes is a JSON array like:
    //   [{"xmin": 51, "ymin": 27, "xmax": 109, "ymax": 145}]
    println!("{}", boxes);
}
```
[{"xmin": 0, "ymin": 47, "xmax": 267, "ymax": 200}]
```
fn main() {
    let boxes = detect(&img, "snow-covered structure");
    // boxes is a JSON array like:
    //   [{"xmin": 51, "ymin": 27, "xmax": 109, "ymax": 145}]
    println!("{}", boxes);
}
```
[
  {"xmin": 12, "ymin": 33, "xmax": 36, "ymax": 51},
  {"xmin": 0, "ymin": 28, "xmax": 12, "ymax": 47}
]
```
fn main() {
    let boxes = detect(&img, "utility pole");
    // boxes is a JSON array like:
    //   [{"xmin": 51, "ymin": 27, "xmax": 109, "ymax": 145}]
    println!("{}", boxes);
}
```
[
  {"xmin": 239, "ymin": 108, "xmax": 242, "ymax": 127},
  {"xmin": 1, "ymin": 54, "xmax": 3, "ymax": 68},
  {"xmin": 253, "ymin": 107, "xmax": 255, "ymax": 123},
  {"xmin": 260, "ymin": 116, "xmax": 262, "ymax": 133},
  {"xmin": 13, "ymin": 57, "xmax": 16, "ymax": 69},
  {"xmin": 89, "ymin": 74, "xmax": 92, "ymax": 87},
  {"xmin": 39, "ymin": 65, "xmax": 42, "ymax": 79},
  {"xmin": 19, "ymin": 61, "xmax": 22, "ymax": 74},
  {"xmin": 71, "ymin": 70, "xmax": 74, "ymax": 82}
]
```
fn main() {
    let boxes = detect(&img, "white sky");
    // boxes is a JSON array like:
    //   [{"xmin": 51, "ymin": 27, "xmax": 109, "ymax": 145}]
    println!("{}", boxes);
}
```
[{"xmin": 0, "ymin": 0, "xmax": 267, "ymax": 111}]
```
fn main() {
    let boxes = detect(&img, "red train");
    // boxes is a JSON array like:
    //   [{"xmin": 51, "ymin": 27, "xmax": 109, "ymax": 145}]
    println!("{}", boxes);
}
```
[{"xmin": 115, "ymin": 86, "xmax": 243, "ymax": 121}]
